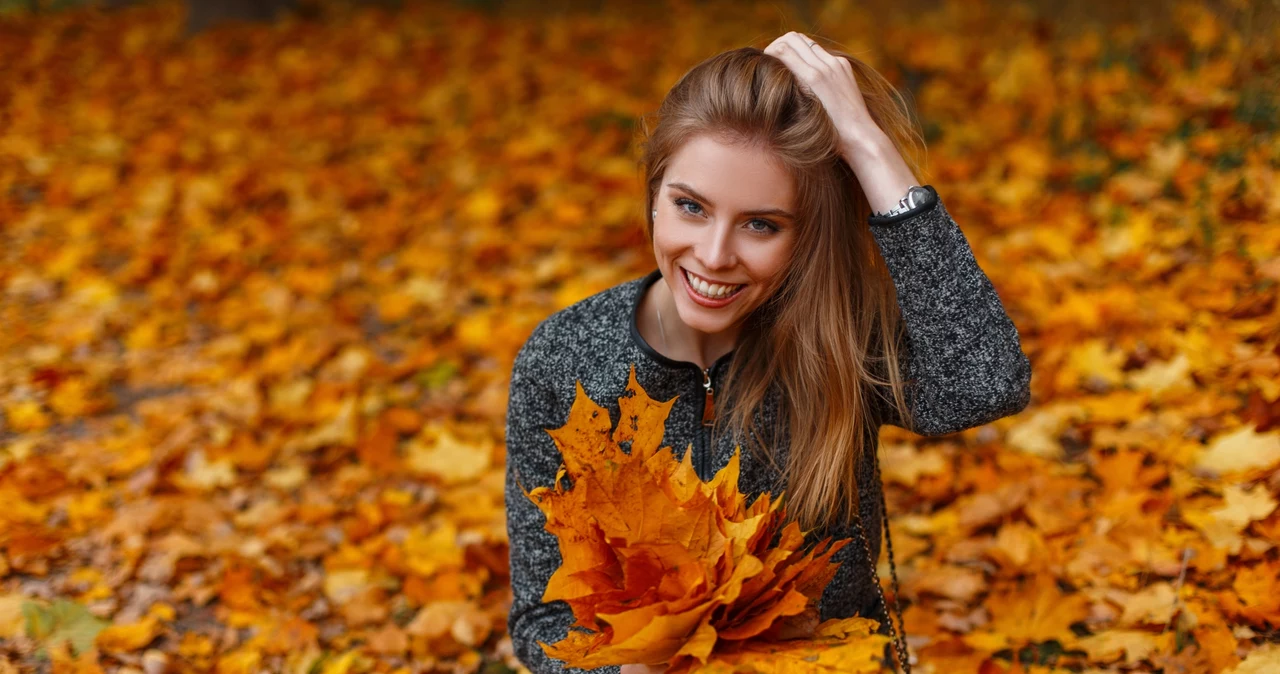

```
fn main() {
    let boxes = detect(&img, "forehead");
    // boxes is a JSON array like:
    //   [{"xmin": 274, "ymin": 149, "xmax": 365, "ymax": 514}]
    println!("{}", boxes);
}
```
[{"xmin": 664, "ymin": 135, "xmax": 795, "ymax": 208}]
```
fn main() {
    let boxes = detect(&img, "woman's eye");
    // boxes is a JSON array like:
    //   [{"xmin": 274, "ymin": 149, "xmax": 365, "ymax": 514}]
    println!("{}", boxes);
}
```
[
  {"xmin": 674, "ymin": 198, "xmax": 703, "ymax": 216},
  {"xmin": 747, "ymin": 219, "xmax": 778, "ymax": 234}
]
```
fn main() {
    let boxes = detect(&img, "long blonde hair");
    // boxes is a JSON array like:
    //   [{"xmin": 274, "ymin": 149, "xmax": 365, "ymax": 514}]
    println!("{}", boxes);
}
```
[{"xmin": 637, "ymin": 44, "xmax": 924, "ymax": 533}]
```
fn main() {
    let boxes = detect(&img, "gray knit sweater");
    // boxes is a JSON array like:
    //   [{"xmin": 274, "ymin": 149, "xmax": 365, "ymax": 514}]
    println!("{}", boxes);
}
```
[{"xmin": 504, "ymin": 185, "xmax": 1032, "ymax": 674}]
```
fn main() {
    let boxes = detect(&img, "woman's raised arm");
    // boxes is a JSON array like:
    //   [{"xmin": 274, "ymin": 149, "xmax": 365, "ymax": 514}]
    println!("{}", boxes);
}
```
[{"xmin": 867, "ymin": 186, "xmax": 1033, "ymax": 436}]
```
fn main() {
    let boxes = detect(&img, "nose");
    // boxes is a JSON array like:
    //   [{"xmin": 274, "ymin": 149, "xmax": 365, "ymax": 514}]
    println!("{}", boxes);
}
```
[{"xmin": 696, "ymin": 219, "xmax": 737, "ymax": 270}]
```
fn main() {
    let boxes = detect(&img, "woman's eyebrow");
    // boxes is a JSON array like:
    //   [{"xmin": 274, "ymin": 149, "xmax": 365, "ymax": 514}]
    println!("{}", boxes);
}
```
[{"xmin": 666, "ymin": 182, "xmax": 796, "ymax": 220}]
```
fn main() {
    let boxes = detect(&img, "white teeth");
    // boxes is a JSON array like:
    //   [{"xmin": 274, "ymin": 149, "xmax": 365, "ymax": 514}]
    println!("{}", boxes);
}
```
[{"xmin": 685, "ymin": 269, "xmax": 742, "ymax": 299}]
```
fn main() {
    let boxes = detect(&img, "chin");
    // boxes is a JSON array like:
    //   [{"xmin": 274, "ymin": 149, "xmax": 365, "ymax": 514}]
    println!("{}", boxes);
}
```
[
  {"xmin": 679, "ymin": 296, "xmax": 756, "ymax": 332},
  {"xmin": 679, "ymin": 312, "xmax": 731, "ymax": 335}
]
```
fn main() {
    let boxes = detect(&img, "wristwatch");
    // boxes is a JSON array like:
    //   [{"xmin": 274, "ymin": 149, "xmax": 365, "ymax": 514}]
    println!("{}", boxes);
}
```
[{"xmin": 871, "ymin": 185, "xmax": 931, "ymax": 218}]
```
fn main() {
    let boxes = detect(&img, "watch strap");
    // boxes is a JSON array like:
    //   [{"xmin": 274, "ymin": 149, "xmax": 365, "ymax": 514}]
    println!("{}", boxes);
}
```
[
  {"xmin": 869, "ymin": 185, "xmax": 938, "ymax": 226},
  {"xmin": 872, "ymin": 185, "xmax": 925, "ymax": 218}
]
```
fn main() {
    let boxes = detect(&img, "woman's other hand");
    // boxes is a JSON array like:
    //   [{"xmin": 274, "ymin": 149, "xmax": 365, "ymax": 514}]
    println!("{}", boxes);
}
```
[{"xmin": 620, "ymin": 664, "xmax": 668, "ymax": 674}]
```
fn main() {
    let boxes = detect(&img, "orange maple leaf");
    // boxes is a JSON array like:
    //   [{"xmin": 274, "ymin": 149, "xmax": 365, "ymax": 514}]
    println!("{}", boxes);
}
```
[{"xmin": 520, "ymin": 364, "xmax": 890, "ymax": 673}]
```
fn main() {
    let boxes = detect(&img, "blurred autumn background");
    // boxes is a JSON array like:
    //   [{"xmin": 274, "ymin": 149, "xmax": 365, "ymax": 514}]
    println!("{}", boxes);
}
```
[{"xmin": 1, "ymin": 0, "xmax": 1279, "ymax": 672}]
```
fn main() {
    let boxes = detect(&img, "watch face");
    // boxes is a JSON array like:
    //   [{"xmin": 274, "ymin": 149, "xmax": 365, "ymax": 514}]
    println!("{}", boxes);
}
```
[{"xmin": 908, "ymin": 185, "xmax": 929, "ymax": 206}]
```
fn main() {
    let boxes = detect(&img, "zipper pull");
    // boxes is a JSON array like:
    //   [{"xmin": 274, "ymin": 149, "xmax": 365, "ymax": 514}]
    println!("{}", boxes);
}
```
[{"xmin": 701, "ymin": 367, "xmax": 716, "ymax": 426}]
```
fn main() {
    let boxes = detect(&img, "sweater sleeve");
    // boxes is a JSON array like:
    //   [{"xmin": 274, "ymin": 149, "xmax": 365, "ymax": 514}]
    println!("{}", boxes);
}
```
[
  {"xmin": 504, "ymin": 329, "xmax": 623, "ymax": 674},
  {"xmin": 867, "ymin": 185, "xmax": 1032, "ymax": 436}
]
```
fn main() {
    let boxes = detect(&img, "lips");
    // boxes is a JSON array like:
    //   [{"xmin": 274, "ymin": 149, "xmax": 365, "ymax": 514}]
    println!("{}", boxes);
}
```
[
  {"xmin": 679, "ymin": 266, "xmax": 747, "ymax": 307},
  {"xmin": 682, "ymin": 267, "xmax": 744, "ymax": 299}
]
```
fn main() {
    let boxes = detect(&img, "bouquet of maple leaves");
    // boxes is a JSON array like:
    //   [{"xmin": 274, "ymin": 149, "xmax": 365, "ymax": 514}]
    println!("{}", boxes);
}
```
[{"xmin": 517, "ymin": 365, "xmax": 890, "ymax": 673}]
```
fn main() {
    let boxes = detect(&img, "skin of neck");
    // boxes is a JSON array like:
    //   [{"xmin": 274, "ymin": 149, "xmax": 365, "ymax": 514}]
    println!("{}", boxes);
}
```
[{"xmin": 652, "ymin": 276, "xmax": 740, "ymax": 370}]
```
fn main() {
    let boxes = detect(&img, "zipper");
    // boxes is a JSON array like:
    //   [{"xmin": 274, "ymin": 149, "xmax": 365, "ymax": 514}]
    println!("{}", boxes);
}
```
[
  {"xmin": 700, "ymin": 366, "xmax": 715, "ymax": 481},
  {"xmin": 627, "ymin": 270, "xmax": 738, "ymax": 483}
]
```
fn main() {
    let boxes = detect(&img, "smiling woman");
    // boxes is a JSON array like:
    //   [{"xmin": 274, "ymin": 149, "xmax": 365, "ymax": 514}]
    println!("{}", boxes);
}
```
[{"xmin": 506, "ymin": 34, "xmax": 1032, "ymax": 674}]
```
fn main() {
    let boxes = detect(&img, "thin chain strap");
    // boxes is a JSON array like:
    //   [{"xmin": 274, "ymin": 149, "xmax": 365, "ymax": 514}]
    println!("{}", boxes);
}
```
[
  {"xmin": 874, "ymin": 447, "xmax": 910, "ymax": 672},
  {"xmin": 851, "ymin": 451, "xmax": 911, "ymax": 673}
]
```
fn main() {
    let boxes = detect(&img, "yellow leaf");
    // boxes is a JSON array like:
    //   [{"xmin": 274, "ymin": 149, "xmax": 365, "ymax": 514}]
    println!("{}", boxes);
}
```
[
  {"xmin": 0, "ymin": 594, "xmax": 25, "ymax": 639},
  {"xmin": 1075, "ymin": 629, "xmax": 1169, "ymax": 664},
  {"xmin": 1196, "ymin": 425, "xmax": 1280, "ymax": 477},
  {"xmin": 406, "ymin": 426, "xmax": 491, "ymax": 484},
  {"xmin": 1226, "ymin": 642, "xmax": 1280, "ymax": 674},
  {"xmin": 96, "ymin": 614, "xmax": 163, "ymax": 652}
]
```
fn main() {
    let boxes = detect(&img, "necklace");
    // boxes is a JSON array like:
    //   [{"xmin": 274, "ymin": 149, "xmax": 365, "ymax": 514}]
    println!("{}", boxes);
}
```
[{"xmin": 656, "ymin": 301, "xmax": 669, "ymax": 352}]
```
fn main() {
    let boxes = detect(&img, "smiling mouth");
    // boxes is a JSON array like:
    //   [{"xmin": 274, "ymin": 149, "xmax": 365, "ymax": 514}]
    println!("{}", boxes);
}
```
[{"xmin": 682, "ymin": 267, "xmax": 746, "ymax": 300}]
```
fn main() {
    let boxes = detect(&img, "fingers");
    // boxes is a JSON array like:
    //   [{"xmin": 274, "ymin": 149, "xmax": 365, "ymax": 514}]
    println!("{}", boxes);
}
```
[
  {"xmin": 765, "ymin": 32, "xmax": 813, "ymax": 73},
  {"xmin": 763, "ymin": 31, "xmax": 866, "ymax": 129},
  {"xmin": 764, "ymin": 34, "xmax": 818, "ymax": 95},
  {"xmin": 783, "ymin": 32, "xmax": 826, "ymax": 69},
  {"xmin": 766, "ymin": 31, "xmax": 850, "ymax": 87}
]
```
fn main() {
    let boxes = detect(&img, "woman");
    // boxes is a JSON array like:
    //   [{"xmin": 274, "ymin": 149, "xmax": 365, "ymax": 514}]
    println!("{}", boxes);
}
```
[{"xmin": 504, "ymin": 32, "xmax": 1032, "ymax": 674}]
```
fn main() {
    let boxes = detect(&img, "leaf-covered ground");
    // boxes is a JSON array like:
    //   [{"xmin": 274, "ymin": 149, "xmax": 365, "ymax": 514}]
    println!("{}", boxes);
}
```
[{"xmin": 0, "ymin": 0, "xmax": 1278, "ymax": 672}]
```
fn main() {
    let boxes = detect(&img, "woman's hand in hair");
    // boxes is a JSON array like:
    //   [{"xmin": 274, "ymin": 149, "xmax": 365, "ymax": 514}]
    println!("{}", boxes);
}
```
[
  {"xmin": 764, "ymin": 31, "xmax": 922, "ymax": 213},
  {"xmin": 763, "ymin": 32, "xmax": 877, "ymax": 137}
]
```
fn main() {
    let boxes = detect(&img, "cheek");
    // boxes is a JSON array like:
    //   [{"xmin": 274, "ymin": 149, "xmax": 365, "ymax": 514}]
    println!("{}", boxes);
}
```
[
  {"xmin": 651, "ymin": 221, "xmax": 691, "ymax": 257},
  {"xmin": 742, "ymin": 240, "xmax": 794, "ymax": 285}
]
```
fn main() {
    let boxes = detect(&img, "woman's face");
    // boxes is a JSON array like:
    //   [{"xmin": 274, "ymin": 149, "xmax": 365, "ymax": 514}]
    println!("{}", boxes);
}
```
[{"xmin": 653, "ymin": 133, "xmax": 798, "ymax": 338}]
